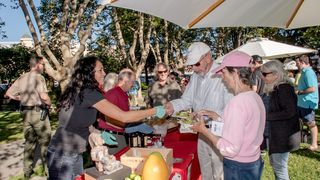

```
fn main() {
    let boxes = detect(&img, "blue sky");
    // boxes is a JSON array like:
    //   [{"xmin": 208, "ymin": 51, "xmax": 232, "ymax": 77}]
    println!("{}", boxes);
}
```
[{"xmin": 0, "ymin": 1, "xmax": 40, "ymax": 42}]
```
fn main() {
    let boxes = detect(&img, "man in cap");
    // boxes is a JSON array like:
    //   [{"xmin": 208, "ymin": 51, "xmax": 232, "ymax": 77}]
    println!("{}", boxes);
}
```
[{"xmin": 165, "ymin": 42, "xmax": 233, "ymax": 180}]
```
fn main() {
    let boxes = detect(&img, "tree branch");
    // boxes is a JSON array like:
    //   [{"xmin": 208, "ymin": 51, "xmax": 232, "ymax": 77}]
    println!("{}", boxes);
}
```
[
  {"xmin": 112, "ymin": 8, "xmax": 128, "ymax": 65},
  {"xmin": 68, "ymin": 0, "xmax": 90, "ymax": 34},
  {"xmin": 163, "ymin": 20, "xmax": 169, "ymax": 65},
  {"xmin": 129, "ymin": 30, "xmax": 138, "ymax": 69},
  {"xmin": 61, "ymin": 0, "xmax": 70, "ymax": 35},
  {"xmin": 19, "ymin": 0, "xmax": 40, "ymax": 53},
  {"xmin": 73, "ymin": 4, "xmax": 107, "ymax": 65},
  {"xmin": 138, "ymin": 13, "xmax": 144, "ymax": 51},
  {"xmin": 152, "ymin": 29, "xmax": 162, "ymax": 63},
  {"xmin": 27, "ymin": 0, "xmax": 61, "ymax": 69},
  {"xmin": 149, "ymin": 43, "xmax": 157, "ymax": 62}
]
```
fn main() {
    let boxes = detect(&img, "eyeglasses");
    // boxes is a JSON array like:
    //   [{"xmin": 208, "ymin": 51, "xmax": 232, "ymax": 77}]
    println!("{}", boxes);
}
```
[
  {"xmin": 261, "ymin": 72, "xmax": 273, "ymax": 77},
  {"xmin": 158, "ymin": 70, "xmax": 168, "ymax": 74}
]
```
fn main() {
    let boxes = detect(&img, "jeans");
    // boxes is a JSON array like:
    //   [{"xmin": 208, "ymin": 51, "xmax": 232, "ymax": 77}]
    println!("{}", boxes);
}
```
[
  {"xmin": 269, "ymin": 152, "xmax": 290, "ymax": 180},
  {"xmin": 223, "ymin": 157, "xmax": 264, "ymax": 180},
  {"xmin": 46, "ymin": 147, "xmax": 83, "ymax": 180}
]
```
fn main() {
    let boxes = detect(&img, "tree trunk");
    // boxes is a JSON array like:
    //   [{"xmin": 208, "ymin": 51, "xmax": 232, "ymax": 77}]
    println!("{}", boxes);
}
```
[
  {"xmin": 172, "ymin": 30, "xmax": 184, "ymax": 69},
  {"xmin": 153, "ymin": 29, "xmax": 162, "ymax": 63},
  {"xmin": 112, "ymin": 8, "xmax": 129, "ymax": 66},
  {"xmin": 163, "ymin": 20, "xmax": 169, "ymax": 65}
]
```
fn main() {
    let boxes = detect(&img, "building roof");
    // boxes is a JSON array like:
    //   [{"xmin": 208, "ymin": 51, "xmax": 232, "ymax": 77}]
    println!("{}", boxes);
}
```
[{"xmin": 21, "ymin": 33, "xmax": 32, "ymax": 39}]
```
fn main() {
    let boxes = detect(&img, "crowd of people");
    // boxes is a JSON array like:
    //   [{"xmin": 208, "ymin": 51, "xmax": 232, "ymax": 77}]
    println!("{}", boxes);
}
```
[{"xmin": 4, "ymin": 41, "xmax": 319, "ymax": 180}]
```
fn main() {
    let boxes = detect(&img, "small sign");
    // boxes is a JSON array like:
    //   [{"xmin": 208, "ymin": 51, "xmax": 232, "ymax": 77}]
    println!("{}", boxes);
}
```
[{"xmin": 211, "ymin": 121, "xmax": 224, "ymax": 137}]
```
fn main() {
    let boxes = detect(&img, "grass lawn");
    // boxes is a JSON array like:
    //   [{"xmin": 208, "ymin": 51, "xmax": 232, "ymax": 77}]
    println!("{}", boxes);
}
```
[
  {"xmin": 0, "ymin": 110, "xmax": 319, "ymax": 179},
  {"xmin": 0, "ymin": 111, "xmax": 59, "ymax": 144}
]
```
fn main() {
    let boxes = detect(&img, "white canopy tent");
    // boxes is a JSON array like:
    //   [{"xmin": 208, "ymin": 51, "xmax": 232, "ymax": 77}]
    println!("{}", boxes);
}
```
[
  {"xmin": 215, "ymin": 38, "xmax": 316, "ymax": 63},
  {"xmin": 101, "ymin": 0, "xmax": 320, "ymax": 29}
]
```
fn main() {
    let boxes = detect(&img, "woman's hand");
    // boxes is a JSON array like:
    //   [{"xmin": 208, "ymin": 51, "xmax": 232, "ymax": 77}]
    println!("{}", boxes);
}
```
[
  {"xmin": 196, "ymin": 110, "xmax": 221, "ymax": 121},
  {"xmin": 155, "ymin": 106, "xmax": 166, "ymax": 118},
  {"xmin": 191, "ymin": 119, "xmax": 207, "ymax": 134}
]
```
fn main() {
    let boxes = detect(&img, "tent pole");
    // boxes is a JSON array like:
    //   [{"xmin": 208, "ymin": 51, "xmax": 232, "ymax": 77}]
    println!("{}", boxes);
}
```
[
  {"xmin": 286, "ymin": 0, "xmax": 304, "ymax": 28},
  {"xmin": 188, "ymin": 0, "xmax": 225, "ymax": 29}
]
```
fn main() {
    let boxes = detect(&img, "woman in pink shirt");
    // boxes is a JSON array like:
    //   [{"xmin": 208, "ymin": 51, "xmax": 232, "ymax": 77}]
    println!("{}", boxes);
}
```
[{"xmin": 192, "ymin": 51, "xmax": 266, "ymax": 180}]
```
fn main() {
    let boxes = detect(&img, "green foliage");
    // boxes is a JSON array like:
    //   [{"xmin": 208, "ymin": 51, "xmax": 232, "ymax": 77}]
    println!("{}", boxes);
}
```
[
  {"xmin": 140, "ymin": 82, "xmax": 148, "ymax": 90},
  {"xmin": 97, "ymin": 52, "xmax": 126, "ymax": 73},
  {"xmin": 0, "ymin": 18, "xmax": 6, "ymax": 39},
  {"xmin": 0, "ymin": 45, "xmax": 34, "ymax": 82},
  {"xmin": 302, "ymin": 27, "xmax": 320, "ymax": 49},
  {"xmin": 0, "ymin": 3, "xmax": 6, "ymax": 39}
]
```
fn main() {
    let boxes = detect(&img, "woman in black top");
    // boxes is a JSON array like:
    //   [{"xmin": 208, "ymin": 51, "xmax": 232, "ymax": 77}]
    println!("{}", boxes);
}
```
[
  {"xmin": 261, "ymin": 60, "xmax": 300, "ymax": 180},
  {"xmin": 46, "ymin": 56, "xmax": 165, "ymax": 180}
]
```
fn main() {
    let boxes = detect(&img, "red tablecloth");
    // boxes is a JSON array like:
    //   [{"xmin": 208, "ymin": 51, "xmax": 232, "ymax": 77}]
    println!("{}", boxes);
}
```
[
  {"xmin": 164, "ymin": 128, "xmax": 201, "ymax": 180},
  {"xmin": 113, "ymin": 128, "xmax": 201, "ymax": 180}
]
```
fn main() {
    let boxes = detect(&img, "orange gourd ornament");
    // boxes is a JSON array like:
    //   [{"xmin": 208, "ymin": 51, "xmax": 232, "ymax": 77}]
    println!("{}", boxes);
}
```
[{"xmin": 142, "ymin": 152, "xmax": 169, "ymax": 180}]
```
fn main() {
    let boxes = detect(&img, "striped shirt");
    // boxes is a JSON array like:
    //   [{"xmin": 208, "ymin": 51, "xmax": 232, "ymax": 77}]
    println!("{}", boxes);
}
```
[{"xmin": 171, "ymin": 62, "xmax": 233, "ymax": 116}]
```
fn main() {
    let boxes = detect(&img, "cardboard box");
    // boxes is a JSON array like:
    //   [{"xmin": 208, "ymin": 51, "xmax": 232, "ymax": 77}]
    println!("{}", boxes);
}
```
[
  {"xmin": 84, "ymin": 165, "xmax": 131, "ymax": 180},
  {"xmin": 120, "ymin": 148, "xmax": 173, "ymax": 174}
]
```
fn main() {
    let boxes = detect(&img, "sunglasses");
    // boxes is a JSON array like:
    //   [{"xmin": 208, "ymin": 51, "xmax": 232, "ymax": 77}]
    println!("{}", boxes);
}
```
[
  {"xmin": 158, "ymin": 70, "xmax": 168, "ymax": 74},
  {"xmin": 261, "ymin": 72, "xmax": 273, "ymax": 77},
  {"xmin": 193, "ymin": 62, "xmax": 201, "ymax": 67}
]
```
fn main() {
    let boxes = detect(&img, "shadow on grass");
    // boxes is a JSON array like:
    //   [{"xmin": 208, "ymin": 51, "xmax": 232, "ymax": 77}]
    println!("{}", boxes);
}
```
[
  {"xmin": 0, "ymin": 111, "xmax": 24, "ymax": 143},
  {"xmin": 8, "ymin": 165, "xmax": 46, "ymax": 180},
  {"xmin": 0, "ymin": 111, "xmax": 59, "ymax": 144},
  {"xmin": 291, "ymin": 146, "xmax": 320, "ymax": 161}
]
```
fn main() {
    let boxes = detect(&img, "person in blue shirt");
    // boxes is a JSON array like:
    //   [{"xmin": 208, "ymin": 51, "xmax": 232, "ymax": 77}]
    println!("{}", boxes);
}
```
[{"xmin": 296, "ymin": 55, "xmax": 319, "ymax": 151}]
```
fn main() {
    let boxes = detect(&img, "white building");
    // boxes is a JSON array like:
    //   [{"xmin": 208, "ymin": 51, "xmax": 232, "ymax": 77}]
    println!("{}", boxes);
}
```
[
  {"xmin": 1, "ymin": 34, "xmax": 89, "ymax": 56},
  {"xmin": 0, "ymin": 33, "xmax": 34, "ymax": 48},
  {"xmin": 19, "ymin": 33, "xmax": 34, "ymax": 48}
]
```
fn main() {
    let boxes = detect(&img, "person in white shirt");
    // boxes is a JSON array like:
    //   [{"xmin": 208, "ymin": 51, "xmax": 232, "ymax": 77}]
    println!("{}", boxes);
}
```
[{"xmin": 165, "ymin": 42, "xmax": 233, "ymax": 180}]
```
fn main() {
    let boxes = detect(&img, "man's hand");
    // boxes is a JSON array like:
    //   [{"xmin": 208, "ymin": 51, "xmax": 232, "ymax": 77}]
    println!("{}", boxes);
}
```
[{"xmin": 164, "ymin": 102, "xmax": 174, "ymax": 116}]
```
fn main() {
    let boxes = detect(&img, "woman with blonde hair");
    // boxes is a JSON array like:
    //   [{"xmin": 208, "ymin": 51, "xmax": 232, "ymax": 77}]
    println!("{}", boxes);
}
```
[
  {"xmin": 103, "ymin": 72, "xmax": 118, "ymax": 92},
  {"xmin": 261, "ymin": 60, "xmax": 300, "ymax": 180}
]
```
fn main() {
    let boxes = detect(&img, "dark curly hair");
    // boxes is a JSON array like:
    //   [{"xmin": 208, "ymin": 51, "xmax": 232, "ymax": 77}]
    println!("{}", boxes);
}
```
[{"xmin": 57, "ymin": 56, "xmax": 101, "ymax": 111}]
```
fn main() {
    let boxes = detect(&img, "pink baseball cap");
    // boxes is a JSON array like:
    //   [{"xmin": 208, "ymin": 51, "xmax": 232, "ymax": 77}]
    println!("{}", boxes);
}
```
[{"xmin": 212, "ymin": 51, "xmax": 252, "ymax": 74}]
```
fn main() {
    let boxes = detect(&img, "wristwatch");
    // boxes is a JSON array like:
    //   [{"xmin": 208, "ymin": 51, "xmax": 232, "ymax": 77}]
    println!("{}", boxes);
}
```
[{"xmin": 298, "ymin": 91, "xmax": 302, "ymax": 95}]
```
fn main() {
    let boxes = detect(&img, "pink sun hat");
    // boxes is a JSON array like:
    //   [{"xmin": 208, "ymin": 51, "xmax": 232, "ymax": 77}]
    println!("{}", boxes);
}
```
[{"xmin": 212, "ymin": 51, "xmax": 252, "ymax": 74}]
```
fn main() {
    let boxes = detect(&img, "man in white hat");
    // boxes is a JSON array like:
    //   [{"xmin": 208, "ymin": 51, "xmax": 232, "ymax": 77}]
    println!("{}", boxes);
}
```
[{"xmin": 165, "ymin": 42, "xmax": 233, "ymax": 180}]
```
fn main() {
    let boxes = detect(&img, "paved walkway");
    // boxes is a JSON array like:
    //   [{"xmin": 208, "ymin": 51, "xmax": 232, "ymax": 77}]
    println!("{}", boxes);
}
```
[{"xmin": 0, "ymin": 140, "xmax": 46, "ymax": 180}]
